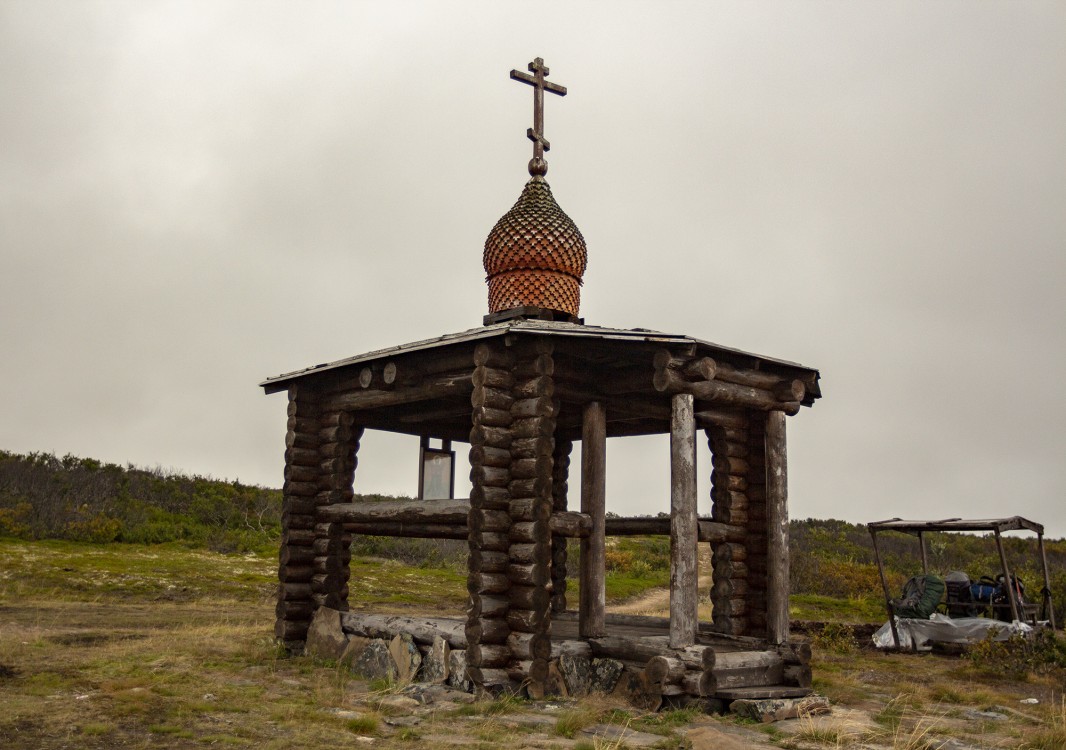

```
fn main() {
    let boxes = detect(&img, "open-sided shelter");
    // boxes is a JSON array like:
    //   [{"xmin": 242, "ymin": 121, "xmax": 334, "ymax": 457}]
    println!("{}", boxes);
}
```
[{"xmin": 261, "ymin": 58, "xmax": 823, "ymax": 703}]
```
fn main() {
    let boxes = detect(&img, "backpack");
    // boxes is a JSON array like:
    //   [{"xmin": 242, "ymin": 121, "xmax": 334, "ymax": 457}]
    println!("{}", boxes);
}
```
[
  {"xmin": 892, "ymin": 574, "xmax": 946, "ymax": 619},
  {"xmin": 991, "ymin": 574, "xmax": 1026, "ymax": 622},
  {"xmin": 944, "ymin": 571, "xmax": 976, "ymax": 618}
]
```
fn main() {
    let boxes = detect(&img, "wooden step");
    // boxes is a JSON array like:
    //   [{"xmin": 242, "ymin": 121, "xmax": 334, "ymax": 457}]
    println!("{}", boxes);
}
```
[{"xmin": 715, "ymin": 686, "xmax": 813, "ymax": 700}]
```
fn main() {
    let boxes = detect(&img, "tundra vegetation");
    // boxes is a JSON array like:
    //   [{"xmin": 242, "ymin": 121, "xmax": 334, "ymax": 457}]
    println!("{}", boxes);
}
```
[{"xmin": 1, "ymin": 449, "xmax": 1065, "ymax": 748}]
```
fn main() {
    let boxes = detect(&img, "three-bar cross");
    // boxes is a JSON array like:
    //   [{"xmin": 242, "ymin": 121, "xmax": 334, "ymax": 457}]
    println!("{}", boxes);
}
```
[{"xmin": 510, "ymin": 57, "xmax": 567, "ymax": 176}]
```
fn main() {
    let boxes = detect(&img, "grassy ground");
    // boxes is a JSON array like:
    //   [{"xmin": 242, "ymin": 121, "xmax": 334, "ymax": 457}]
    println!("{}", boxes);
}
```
[
  {"xmin": 2, "ymin": 538, "xmax": 1065, "ymax": 749},
  {"xmin": 0, "ymin": 539, "xmax": 691, "ymax": 749}
]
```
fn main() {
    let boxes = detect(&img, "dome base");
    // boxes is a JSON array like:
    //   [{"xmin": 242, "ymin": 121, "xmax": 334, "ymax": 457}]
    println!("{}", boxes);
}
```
[{"xmin": 483, "ymin": 305, "xmax": 583, "ymax": 326}]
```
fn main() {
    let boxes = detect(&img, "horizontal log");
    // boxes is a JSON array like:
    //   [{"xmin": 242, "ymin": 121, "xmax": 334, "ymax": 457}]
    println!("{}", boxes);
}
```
[
  {"xmin": 513, "ymin": 353, "xmax": 553, "ymax": 378},
  {"xmin": 470, "ymin": 595, "xmax": 508, "ymax": 620},
  {"xmin": 509, "ymin": 584, "xmax": 550, "ymax": 611},
  {"xmin": 318, "ymin": 498, "xmax": 469, "ymax": 525},
  {"xmin": 467, "ymin": 616, "xmax": 509, "ymax": 644},
  {"xmin": 278, "ymin": 565, "xmax": 314, "ymax": 583},
  {"xmin": 275, "ymin": 619, "xmax": 309, "ymax": 641},
  {"xmin": 507, "ymin": 632, "xmax": 552, "ymax": 661},
  {"xmin": 470, "ymin": 509, "xmax": 510, "ymax": 533},
  {"xmin": 473, "ymin": 342, "xmax": 511, "ymax": 368},
  {"xmin": 275, "ymin": 599, "xmax": 315, "ymax": 620},
  {"xmin": 657, "ymin": 369, "xmax": 800, "ymax": 414},
  {"xmin": 280, "ymin": 511, "xmax": 316, "ymax": 530},
  {"xmin": 282, "ymin": 529, "xmax": 316, "ymax": 546},
  {"xmin": 469, "ymin": 424, "xmax": 512, "ymax": 449},
  {"xmin": 509, "ymin": 497, "xmax": 550, "ymax": 523},
  {"xmin": 507, "ymin": 563, "xmax": 548, "ymax": 587},
  {"xmin": 471, "ymin": 484, "xmax": 511, "ymax": 510},
  {"xmin": 471, "ymin": 464, "xmax": 510, "ymax": 487},
  {"xmin": 506, "ymin": 607, "xmax": 545, "ymax": 633},
  {"xmin": 511, "ymin": 417, "xmax": 554, "ymax": 439},
  {"xmin": 340, "ymin": 612, "xmax": 467, "ymax": 648},
  {"xmin": 473, "ymin": 407, "xmax": 513, "ymax": 428},
  {"xmin": 471, "ymin": 572, "xmax": 510, "ymax": 594},
  {"xmin": 468, "ymin": 643, "xmax": 511, "ymax": 668},
  {"xmin": 645, "ymin": 655, "xmax": 686, "ymax": 684},
  {"xmin": 327, "ymin": 372, "xmax": 472, "ymax": 411},
  {"xmin": 340, "ymin": 522, "xmax": 467, "ymax": 539},
  {"xmin": 469, "ymin": 531, "xmax": 510, "ymax": 552},
  {"xmin": 469, "ymin": 445, "xmax": 511, "ymax": 468},
  {"xmin": 550, "ymin": 511, "xmax": 592, "ymax": 537},
  {"xmin": 471, "ymin": 387, "xmax": 514, "ymax": 411},
  {"xmin": 469, "ymin": 549, "xmax": 509, "ymax": 573},
  {"xmin": 472, "ymin": 366, "xmax": 512, "ymax": 390}
]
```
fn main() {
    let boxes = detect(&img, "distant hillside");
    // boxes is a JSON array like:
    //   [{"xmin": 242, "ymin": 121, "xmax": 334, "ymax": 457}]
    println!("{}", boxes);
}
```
[
  {"xmin": 0, "ymin": 450, "xmax": 283, "ymax": 552},
  {"xmin": 1, "ymin": 450, "xmax": 1063, "ymax": 617}
]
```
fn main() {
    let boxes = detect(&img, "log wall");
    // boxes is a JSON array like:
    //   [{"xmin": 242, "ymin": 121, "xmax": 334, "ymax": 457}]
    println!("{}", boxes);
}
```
[
  {"xmin": 313, "ymin": 409, "xmax": 360, "ymax": 612},
  {"xmin": 276, "ymin": 384, "xmax": 321, "ymax": 649},
  {"xmin": 466, "ymin": 342, "xmax": 514, "ymax": 689},
  {"xmin": 506, "ymin": 338, "xmax": 558, "ymax": 697},
  {"xmin": 706, "ymin": 417, "xmax": 754, "ymax": 637},
  {"xmin": 550, "ymin": 439, "xmax": 572, "ymax": 613}
]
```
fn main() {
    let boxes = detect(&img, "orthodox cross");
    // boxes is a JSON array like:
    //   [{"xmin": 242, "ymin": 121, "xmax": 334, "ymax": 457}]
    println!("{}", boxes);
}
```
[{"xmin": 510, "ymin": 57, "xmax": 567, "ymax": 177}]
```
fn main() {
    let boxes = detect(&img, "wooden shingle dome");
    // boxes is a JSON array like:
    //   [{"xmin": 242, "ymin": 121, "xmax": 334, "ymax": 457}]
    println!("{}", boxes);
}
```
[{"xmin": 483, "ymin": 175, "xmax": 587, "ymax": 318}]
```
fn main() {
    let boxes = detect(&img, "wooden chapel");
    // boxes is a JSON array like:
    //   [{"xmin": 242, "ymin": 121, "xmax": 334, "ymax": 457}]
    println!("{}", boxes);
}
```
[{"xmin": 261, "ymin": 58, "xmax": 823, "ymax": 703}]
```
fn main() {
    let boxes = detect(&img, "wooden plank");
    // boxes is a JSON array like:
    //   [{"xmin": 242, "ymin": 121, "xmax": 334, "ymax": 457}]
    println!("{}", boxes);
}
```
[
  {"xmin": 715, "ymin": 686, "xmax": 813, "ymax": 700},
  {"xmin": 670, "ymin": 393, "xmax": 698, "ymax": 648},
  {"xmin": 765, "ymin": 410, "xmax": 789, "ymax": 645},
  {"xmin": 580, "ymin": 401, "xmax": 607, "ymax": 638}
]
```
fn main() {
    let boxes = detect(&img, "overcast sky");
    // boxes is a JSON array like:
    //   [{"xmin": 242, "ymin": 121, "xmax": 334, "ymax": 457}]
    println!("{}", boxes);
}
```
[{"xmin": 2, "ymin": 2, "xmax": 1064, "ymax": 536}]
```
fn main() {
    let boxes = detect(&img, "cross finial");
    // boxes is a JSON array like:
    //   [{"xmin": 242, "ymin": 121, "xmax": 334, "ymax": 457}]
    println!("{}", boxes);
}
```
[{"xmin": 510, "ymin": 57, "xmax": 567, "ymax": 177}]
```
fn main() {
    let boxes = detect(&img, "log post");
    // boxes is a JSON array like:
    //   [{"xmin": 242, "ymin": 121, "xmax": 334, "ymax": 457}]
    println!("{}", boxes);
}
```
[
  {"xmin": 467, "ymin": 342, "xmax": 513, "ymax": 690},
  {"xmin": 551, "ymin": 440, "xmax": 573, "ymax": 613},
  {"xmin": 670, "ymin": 393, "xmax": 698, "ymax": 648},
  {"xmin": 313, "ymin": 410, "xmax": 360, "ymax": 612},
  {"xmin": 765, "ymin": 410, "xmax": 789, "ymax": 645},
  {"xmin": 706, "ymin": 419, "xmax": 757, "ymax": 637},
  {"xmin": 580, "ymin": 401, "xmax": 606, "ymax": 638},
  {"xmin": 276, "ymin": 383, "xmax": 321, "ymax": 648},
  {"xmin": 506, "ymin": 339, "xmax": 557, "ymax": 697}
]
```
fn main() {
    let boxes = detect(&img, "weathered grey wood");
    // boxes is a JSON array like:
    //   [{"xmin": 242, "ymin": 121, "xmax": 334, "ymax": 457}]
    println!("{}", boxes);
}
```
[
  {"xmin": 580, "ymin": 400, "xmax": 607, "ymax": 638},
  {"xmin": 670, "ymin": 392, "xmax": 698, "ymax": 648},
  {"xmin": 320, "ymin": 498, "xmax": 470, "ymax": 525},
  {"xmin": 644, "ymin": 655, "xmax": 685, "ymax": 684},
  {"xmin": 715, "ymin": 686, "xmax": 813, "ymax": 700},
  {"xmin": 338, "ymin": 522, "xmax": 467, "ymax": 539},
  {"xmin": 655, "ymin": 368, "xmax": 800, "ymax": 414},
  {"xmin": 765, "ymin": 410, "xmax": 789, "ymax": 645},
  {"xmin": 340, "ymin": 612, "xmax": 468, "ymax": 648},
  {"xmin": 327, "ymin": 372, "xmax": 472, "ymax": 410}
]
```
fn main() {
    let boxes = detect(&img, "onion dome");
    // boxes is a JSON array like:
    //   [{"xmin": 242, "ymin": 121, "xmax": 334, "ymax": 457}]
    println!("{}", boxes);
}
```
[{"xmin": 483, "ymin": 175, "xmax": 587, "ymax": 318}]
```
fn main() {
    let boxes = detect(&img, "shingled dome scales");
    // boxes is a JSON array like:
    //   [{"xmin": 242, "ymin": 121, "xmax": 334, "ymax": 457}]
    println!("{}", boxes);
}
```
[{"xmin": 483, "ymin": 57, "xmax": 586, "ymax": 324}]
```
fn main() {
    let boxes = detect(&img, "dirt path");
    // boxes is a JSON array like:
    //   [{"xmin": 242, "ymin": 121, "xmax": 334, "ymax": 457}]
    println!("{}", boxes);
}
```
[{"xmin": 608, "ymin": 572, "xmax": 714, "ymax": 616}]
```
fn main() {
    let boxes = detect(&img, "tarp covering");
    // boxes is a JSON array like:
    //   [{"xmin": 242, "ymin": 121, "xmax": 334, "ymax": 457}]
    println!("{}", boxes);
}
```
[{"xmin": 872, "ymin": 614, "xmax": 1034, "ymax": 651}]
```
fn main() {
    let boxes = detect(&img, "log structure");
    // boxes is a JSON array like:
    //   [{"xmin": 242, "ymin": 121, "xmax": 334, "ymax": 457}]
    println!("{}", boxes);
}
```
[{"xmin": 260, "ymin": 56, "xmax": 823, "ymax": 705}]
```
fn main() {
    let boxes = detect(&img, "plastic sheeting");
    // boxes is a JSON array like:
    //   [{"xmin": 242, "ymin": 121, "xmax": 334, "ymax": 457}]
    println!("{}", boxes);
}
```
[{"xmin": 872, "ymin": 614, "xmax": 1034, "ymax": 650}]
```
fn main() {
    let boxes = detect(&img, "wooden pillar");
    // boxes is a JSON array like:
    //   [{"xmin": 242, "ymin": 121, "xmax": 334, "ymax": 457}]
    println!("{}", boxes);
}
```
[
  {"xmin": 579, "ymin": 401, "xmax": 606, "ymax": 638},
  {"xmin": 706, "ymin": 418, "xmax": 753, "ymax": 637},
  {"xmin": 993, "ymin": 530, "xmax": 1021, "ymax": 622},
  {"xmin": 669, "ymin": 393, "xmax": 698, "ymax": 648},
  {"xmin": 506, "ymin": 339, "xmax": 557, "ymax": 697},
  {"xmin": 276, "ymin": 383, "xmax": 321, "ymax": 649},
  {"xmin": 765, "ymin": 410, "xmax": 789, "ymax": 645},
  {"xmin": 550, "ymin": 439, "xmax": 573, "ymax": 613},
  {"xmin": 466, "ymin": 342, "xmax": 514, "ymax": 689},
  {"xmin": 313, "ymin": 411, "xmax": 360, "ymax": 611}
]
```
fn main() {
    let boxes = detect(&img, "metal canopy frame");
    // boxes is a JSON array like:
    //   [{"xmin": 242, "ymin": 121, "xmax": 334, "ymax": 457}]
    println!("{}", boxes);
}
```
[{"xmin": 868, "ymin": 516, "xmax": 1056, "ymax": 649}]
